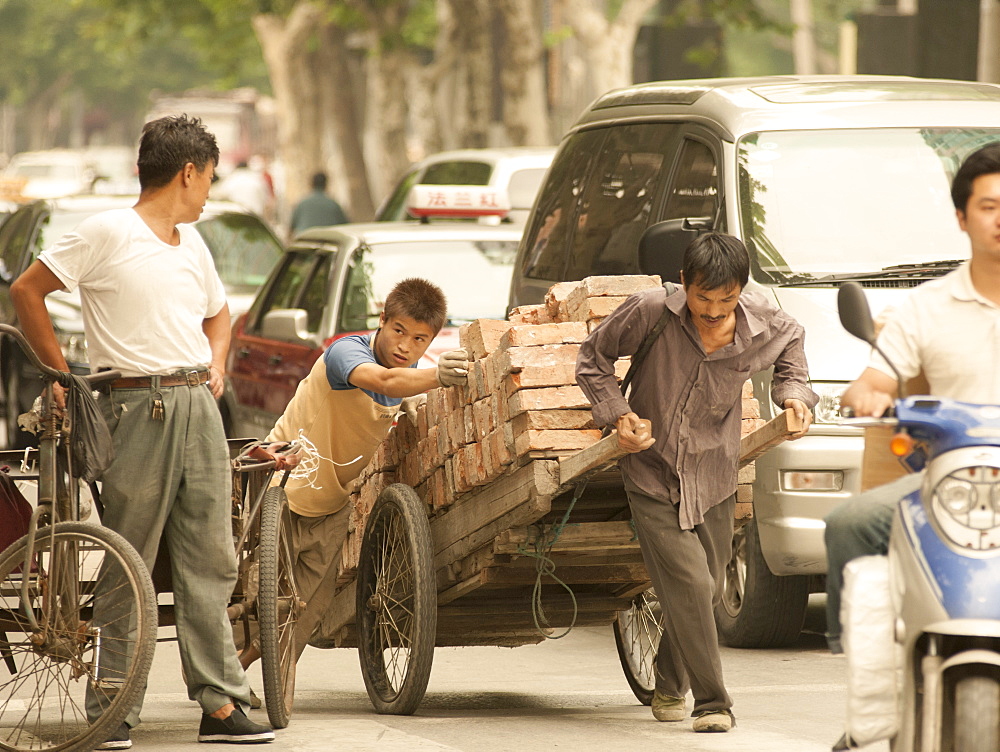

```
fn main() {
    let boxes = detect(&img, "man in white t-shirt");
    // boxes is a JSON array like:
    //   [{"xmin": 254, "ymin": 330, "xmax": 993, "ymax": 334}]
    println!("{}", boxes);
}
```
[
  {"xmin": 824, "ymin": 142, "xmax": 1000, "ymax": 681},
  {"xmin": 11, "ymin": 115, "xmax": 274, "ymax": 748}
]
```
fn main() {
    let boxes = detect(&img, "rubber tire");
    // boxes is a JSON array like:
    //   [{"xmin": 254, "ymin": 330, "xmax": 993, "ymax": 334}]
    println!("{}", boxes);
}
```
[
  {"xmin": 954, "ymin": 673, "xmax": 1000, "ymax": 752},
  {"xmin": 612, "ymin": 589, "xmax": 663, "ymax": 705},
  {"xmin": 0, "ymin": 522, "xmax": 157, "ymax": 752},
  {"xmin": 257, "ymin": 487, "xmax": 298, "ymax": 730},
  {"xmin": 714, "ymin": 518, "xmax": 809, "ymax": 648},
  {"xmin": 356, "ymin": 484, "xmax": 436, "ymax": 715}
]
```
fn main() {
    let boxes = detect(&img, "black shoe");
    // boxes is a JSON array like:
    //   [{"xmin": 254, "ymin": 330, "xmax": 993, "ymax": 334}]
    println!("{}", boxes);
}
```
[
  {"xmin": 198, "ymin": 707, "xmax": 274, "ymax": 744},
  {"xmin": 94, "ymin": 722, "xmax": 132, "ymax": 750}
]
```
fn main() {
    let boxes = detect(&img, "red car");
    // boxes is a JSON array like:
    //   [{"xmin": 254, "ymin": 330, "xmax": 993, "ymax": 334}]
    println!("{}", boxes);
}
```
[{"xmin": 222, "ymin": 210, "xmax": 522, "ymax": 438}]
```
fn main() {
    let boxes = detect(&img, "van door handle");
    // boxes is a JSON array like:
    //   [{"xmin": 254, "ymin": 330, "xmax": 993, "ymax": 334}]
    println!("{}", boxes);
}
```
[
  {"xmin": 237, "ymin": 348, "xmax": 249, "ymax": 358},
  {"xmin": 268, "ymin": 354, "xmax": 282, "ymax": 366}
]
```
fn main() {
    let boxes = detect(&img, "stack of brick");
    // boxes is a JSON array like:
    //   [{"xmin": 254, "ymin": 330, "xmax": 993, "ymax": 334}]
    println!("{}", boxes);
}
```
[{"xmin": 336, "ymin": 275, "xmax": 764, "ymax": 582}]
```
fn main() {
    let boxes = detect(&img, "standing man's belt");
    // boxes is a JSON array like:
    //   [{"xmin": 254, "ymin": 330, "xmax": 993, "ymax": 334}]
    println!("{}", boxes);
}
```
[{"xmin": 108, "ymin": 370, "xmax": 209, "ymax": 389}]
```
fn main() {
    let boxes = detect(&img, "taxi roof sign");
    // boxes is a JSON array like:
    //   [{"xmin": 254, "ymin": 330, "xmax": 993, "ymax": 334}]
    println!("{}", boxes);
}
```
[{"xmin": 406, "ymin": 185, "xmax": 511, "ymax": 219}]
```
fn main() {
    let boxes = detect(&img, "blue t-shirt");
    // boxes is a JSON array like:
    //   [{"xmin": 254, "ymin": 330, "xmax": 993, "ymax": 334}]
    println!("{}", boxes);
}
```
[{"xmin": 323, "ymin": 332, "xmax": 411, "ymax": 407}]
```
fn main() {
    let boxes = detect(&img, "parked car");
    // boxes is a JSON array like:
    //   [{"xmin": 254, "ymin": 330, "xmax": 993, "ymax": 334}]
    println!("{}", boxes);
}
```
[
  {"xmin": 375, "ymin": 147, "xmax": 555, "ymax": 225},
  {"xmin": 0, "ymin": 195, "xmax": 282, "ymax": 448},
  {"xmin": 1, "ymin": 149, "xmax": 100, "ymax": 200},
  {"xmin": 508, "ymin": 74, "xmax": 1000, "ymax": 649},
  {"xmin": 223, "ymin": 190, "xmax": 522, "ymax": 439}
]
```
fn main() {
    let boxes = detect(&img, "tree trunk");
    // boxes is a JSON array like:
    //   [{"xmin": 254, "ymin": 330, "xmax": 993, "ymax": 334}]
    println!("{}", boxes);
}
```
[
  {"xmin": 496, "ymin": 0, "xmax": 551, "ymax": 146},
  {"xmin": 365, "ymin": 43, "xmax": 414, "ymax": 202},
  {"xmin": 437, "ymin": 0, "xmax": 494, "ymax": 148},
  {"xmin": 318, "ymin": 23, "xmax": 376, "ymax": 220},
  {"xmin": 556, "ymin": 0, "xmax": 658, "ymax": 101},
  {"xmin": 790, "ymin": 0, "xmax": 817, "ymax": 75},
  {"xmin": 252, "ymin": 3, "xmax": 326, "ymax": 219}
]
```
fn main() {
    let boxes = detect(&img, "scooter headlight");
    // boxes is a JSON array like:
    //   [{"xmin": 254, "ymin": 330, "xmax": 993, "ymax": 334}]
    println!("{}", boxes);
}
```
[
  {"xmin": 937, "ymin": 477, "xmax": 976, "ymax": 514},
  {"xmin": 931, "ymin": 465, "xmax": 1000, "ymax": 551}
]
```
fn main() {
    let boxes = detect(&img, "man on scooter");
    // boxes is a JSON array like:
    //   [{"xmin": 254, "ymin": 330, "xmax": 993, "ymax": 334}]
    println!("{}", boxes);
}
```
[{"xmin": 825, "ymin": 142, "xmax": 1000, "ymax": 694}]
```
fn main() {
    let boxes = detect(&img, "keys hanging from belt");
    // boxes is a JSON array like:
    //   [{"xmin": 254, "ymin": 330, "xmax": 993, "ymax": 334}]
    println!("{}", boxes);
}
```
[{"xmin": 151, "ymin": 391, "xmax": 164, "ymax": 420}]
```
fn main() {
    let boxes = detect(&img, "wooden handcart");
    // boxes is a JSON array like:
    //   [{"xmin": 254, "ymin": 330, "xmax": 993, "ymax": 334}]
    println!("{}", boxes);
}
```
[{"xmin": 303, "ymin": 409, "xmax": 801, "ymax": 715}]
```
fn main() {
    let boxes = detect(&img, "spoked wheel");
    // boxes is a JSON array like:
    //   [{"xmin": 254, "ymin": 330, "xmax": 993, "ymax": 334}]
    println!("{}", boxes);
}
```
[
  {"xmin": 0, "ymin": 522, "xmax": 156, "ymax": 751},
  {"xmin": 356, "ymin": 484, "xmax": 436, "ymax": 715},
  {"xmin": 613, "ymin": 588, "xmax": 663, "ymax": 705},
  {"xmin": 257, "ymin": 487, "xmax": 299, "ymax": 730}
]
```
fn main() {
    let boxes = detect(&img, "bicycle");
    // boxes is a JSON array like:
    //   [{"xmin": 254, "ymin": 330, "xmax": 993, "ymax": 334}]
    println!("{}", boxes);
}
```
[{"xmin": 0, "ymin": 324, "xmax": 157, "ymax": 751}]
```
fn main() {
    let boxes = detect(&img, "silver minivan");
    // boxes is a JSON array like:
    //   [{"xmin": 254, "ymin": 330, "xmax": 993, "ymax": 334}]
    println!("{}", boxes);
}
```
[{"xmin": 508, "ymin": 74, "xmax": 1000, "ymax": 648}]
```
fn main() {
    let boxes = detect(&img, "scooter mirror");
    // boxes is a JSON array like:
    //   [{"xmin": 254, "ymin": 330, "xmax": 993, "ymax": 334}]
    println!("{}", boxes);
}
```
[{"xmin": 838, "ymin": 281, "xmax": 877, "ymax": 345}]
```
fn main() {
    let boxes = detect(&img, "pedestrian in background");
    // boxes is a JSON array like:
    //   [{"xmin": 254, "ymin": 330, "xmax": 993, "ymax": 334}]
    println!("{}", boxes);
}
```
[
  {"xmin": 576, "ymin": 232, "xmax": 816, "ymax": 734},
  {"xmin": 11, "ymin": 114, "xmax": 274, "ymax": 749},
  {"xmin": 289, "ymin": 171, "xmax": 348, "ymax": 239},
  {"xmin": 213, "ymin": 158, "xmax": 273, "ymax": 220}
]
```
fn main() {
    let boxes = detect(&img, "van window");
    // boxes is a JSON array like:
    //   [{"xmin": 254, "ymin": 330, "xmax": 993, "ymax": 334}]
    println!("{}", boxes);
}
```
[
  {"xmin": 248, "ymin": 251, "xmax": 321, "ymax": 334},
  {"xmin": 520, "ymin": 129, "xmax": 606, "ymax": 280},
  {"xmin": 565, "ymin": 124, "xmax": 679, "ymax": 278},
  {"xmin": 738, "ymin": 128, "xmax": 1000, "ymax": 285},
  {"xmin": 663, "ymin": 139, "xmax": 719, "ymax": 220}
]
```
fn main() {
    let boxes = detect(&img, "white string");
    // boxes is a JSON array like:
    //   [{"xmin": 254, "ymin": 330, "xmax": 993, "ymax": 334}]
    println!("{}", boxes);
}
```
[{"xmin": 287, "ymin": 429, "xmax": 362, "ymax": 490}]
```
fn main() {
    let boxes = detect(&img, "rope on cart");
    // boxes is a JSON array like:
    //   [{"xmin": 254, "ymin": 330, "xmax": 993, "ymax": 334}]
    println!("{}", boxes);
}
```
[
  {"xmin": 287, "ymin": 429, "xmax": 362, "ymax": 489},
  {"xmin": 519, "ymin": 478, "xmax": 589, "ymax": 639}
]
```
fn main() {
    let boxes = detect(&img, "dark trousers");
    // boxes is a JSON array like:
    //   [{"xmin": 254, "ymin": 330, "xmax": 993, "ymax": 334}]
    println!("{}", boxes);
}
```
[{"xmin": 625, "ymin": 478, "xmax": 734, "ymax": 715}]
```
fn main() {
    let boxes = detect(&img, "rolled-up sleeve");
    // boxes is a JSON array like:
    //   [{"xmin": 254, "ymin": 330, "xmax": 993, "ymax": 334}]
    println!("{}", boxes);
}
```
[
  {"xmin": 576, "ymin": 292, "xmax": 652, "ymax": 427},
  {"xmin": 769, "ymin": 320, "xmax": 819, "ymax": 409}
]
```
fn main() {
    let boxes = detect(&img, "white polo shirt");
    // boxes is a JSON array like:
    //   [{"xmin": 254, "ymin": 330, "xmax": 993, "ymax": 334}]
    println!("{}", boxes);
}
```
[
  {"xmin": 871, "ymin": 262, "xmax": 1000, "ymax": 403},
  {"xmin": 40, "ymin": 208, "xmax": 227, "ymax": 377}
]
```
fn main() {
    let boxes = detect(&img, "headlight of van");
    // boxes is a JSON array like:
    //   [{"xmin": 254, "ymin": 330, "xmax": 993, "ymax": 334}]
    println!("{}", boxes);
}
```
[
  {"xmin": 809, "ymin": 382, "xmax": 848, "ymax": 424},
  {"xmin": 931, "ymin": 465, "xmax": 1000, "ymax": 551}
]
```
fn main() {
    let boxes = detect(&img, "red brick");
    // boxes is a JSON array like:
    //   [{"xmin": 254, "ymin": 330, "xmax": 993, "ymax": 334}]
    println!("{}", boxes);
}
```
[
  {"xmin": 544, "ymin": 281, "xmax": 577, "ymax": 322},
  {"xmin": 505, "ymin": 365, "xmax": 577, "ymax": 393},
  {"xmin": 513, "ymin": 429, "xmax": 602, "ymax": 456},
  {"xmin": 512, "ymin": 410, "xmax": 596, "ymax": 432},
  {"xmin": 460, "ymin": 319, "xmax": 513, "ymax": 360},
  {"xmin": 507, "ymin": 385, "xmax": 590, "ymax": 416},
  {"xmin": 566, "ymin": 295, "xmax": 628, "ymax": 322},
  {"xmin": 497, "ymin": 343, "xmax": 580, "ymax": 375},
  {"xmin": 575, "ymin": 275, "xmax": 662, "ymax": 298},
  {"xmin": 498, "ymin": 321, "xmax": 589, "ymax": 349}
]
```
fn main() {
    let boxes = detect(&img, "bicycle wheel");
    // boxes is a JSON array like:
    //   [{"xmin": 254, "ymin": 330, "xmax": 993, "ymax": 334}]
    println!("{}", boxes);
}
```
[
  {"xmin": 613, "ymin": 588, "xmax": 663, "ymax": 705},
  {"xmin": 356, "ymin": 484, "xmax": 436, "ymax": 715},
  {"xmin": 0, "ymin": 522, "xmax": 156, "ymax": 751},
  {"xmin": 257, "ymin": 487, "xmax": 298, "ymax": 730}
]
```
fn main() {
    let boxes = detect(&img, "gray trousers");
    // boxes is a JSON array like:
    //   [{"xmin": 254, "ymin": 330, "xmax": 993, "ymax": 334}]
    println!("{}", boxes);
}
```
[
  {"xmin": 89, "ymin": 381, "xmax": 250, "ymax": 726},
  {"xmin": 624, "ymin": 478, "xmax": 734, "ymax": 715}
]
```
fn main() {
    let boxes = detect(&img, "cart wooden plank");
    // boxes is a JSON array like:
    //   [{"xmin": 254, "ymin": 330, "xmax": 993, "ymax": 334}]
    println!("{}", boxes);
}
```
[
  {"xmin": 557, "ymin": 432, "xmax": 627, "ymax": 486},
  {"xmin": 493, "ymin": 521, "xmax": 639, "ymax": 555},
  {"xmin": 739, "ymin": 408, "xmax": 804, "ymax": 467}
]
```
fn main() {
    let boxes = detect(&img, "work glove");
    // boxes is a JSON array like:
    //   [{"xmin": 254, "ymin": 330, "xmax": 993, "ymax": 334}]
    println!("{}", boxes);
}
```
[
  {"xmin": 436, "ymin": 348, "xmax": 470, "ymax": 387},
  {"xmin": 400, "ymin": 393, "xmax": 427, "ymax": 425}
]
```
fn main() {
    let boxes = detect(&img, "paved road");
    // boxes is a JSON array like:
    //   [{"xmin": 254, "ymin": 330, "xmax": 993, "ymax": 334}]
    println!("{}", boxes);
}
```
[{"xmin": 126, "ymin": 597, "xmax": 889, "ymax": 751}]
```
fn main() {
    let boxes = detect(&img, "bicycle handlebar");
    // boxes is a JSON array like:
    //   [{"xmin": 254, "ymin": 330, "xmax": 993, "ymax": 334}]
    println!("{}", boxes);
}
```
[{"xmin": 0, "ymin": 324, "xmax": 121, "ymax": 389}]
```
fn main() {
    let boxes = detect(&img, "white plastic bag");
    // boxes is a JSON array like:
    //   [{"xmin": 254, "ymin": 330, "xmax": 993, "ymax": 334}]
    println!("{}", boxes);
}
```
[{"xmin": 842, "ymin": 554, "xmax": 900, "ymax": 745}]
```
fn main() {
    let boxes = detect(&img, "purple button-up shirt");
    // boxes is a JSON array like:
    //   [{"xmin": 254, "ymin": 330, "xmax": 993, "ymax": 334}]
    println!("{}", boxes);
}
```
[{"xmin": 576, "ymin": 285, "xmax": 817, "ymax": 530}]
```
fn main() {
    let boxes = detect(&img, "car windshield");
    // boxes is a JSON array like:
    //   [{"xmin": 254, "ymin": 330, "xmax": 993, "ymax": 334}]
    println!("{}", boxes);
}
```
[
  {"xmin": 738, "ymin": 127, "xmax": 1000, "ymax": 284},
  {"xmin": 11, "ymin": 163, "xmax": 81, "ymax": 180},
  {"xmin": 339, "ymin": 238, "xmax": 518, "ymax": 331},
  {"xmin": 195, "ymin": 213, "xmax": 282, "ymax": 294}
]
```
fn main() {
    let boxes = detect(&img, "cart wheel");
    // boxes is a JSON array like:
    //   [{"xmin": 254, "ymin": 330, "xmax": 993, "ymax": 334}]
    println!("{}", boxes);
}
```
[
  {"xmin": 0, "ymin": 522, "xmax": 157, "ymax": 751},
  {"xmin": 356, "ymin": 483, "xmax": 436, "ymax": 715},
  {"xmin": 257, "ymin": 487, "xmax": 299, "ymax": 729},
  {"xmin": 613, "ymin": 588, "xmax": 663, "ymax": 705}
]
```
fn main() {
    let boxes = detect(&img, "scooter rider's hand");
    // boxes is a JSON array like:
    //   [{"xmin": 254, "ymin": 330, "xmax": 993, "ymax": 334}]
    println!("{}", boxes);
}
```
[
  {"xmin": 436, "ymin": 348, "xmax": 470, "ymax": 387},
  {"xmin": 616, "ymin": 412, "xmax": 656, "ymax": 453},
  {"xmin": 783, "ymin": 398, "xmax": 813, "ymax": 439},
  {"xmin": 840, "ymin": 368, "xmax": 897, "ymax": 418}
]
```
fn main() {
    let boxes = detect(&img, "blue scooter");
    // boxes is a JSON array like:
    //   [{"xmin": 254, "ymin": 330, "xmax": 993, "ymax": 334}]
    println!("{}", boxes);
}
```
[{"xmin": 837, "ymin": 281, "xmax": 1000, "ymax": 752}]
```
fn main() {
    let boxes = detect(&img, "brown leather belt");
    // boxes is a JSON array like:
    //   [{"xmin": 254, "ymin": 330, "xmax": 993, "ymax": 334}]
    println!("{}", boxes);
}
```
[{"xmin": 109, "ymin": 370, "xmax": 209, "ymax": 389}]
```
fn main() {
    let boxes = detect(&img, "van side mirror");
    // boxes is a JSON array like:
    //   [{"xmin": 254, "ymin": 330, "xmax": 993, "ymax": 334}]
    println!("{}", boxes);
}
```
[
  {"xmin": 638, "ymin": 218, "xmax": 711, "ymax": 284},
  {"xmin": 837, "ymin": 282, "xmax": 876, "ymax": 345},
  {"xmin": 261, "ymin": 308, "xmax": 317, "ymax": 346}
]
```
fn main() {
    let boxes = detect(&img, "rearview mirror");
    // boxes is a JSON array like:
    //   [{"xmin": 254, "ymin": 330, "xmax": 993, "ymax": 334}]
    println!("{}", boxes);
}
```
[
  {"xmin": 261, "ymin": 308, "xmax": 317, "ymax": 346},
  {"xmin": 637, "ymin": 218, "xmax": 711, "ymax": 284},
  {"xmin": 837, "ymin": 282, "xmax": 876, "ymax": 345}
]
